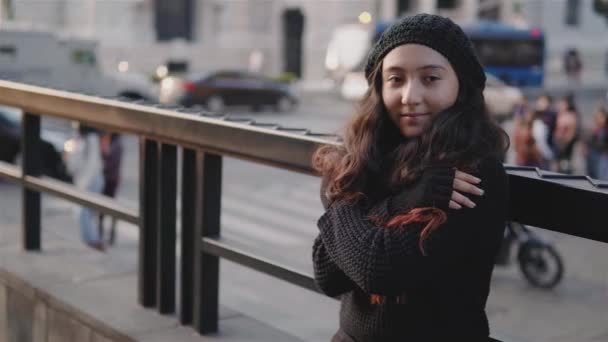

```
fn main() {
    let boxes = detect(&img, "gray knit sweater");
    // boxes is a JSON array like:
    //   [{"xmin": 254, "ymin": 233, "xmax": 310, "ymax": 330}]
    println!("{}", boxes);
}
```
[{"xmin": 313, "ymin": 158, "xmax": 508, "ymax": 341}]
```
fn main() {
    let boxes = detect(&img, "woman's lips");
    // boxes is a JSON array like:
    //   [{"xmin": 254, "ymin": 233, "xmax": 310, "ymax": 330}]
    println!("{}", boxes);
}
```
[{"xmin": 400, "ymin": 113, "xmax": 430, "ymax": 117}]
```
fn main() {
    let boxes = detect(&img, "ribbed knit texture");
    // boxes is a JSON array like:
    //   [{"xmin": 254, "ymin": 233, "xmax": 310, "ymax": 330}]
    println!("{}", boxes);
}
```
[
  {"xmin": 313, "ymin": 158, "xmax": 508, "ymax": 341},
  {"xmin": 365, "ymin": 13, "xmax": 486, "ymax": 90}
]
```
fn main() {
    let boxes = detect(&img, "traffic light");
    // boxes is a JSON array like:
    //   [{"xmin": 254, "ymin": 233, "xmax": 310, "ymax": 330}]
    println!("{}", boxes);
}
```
[{"xmin": 594, "ymin": 0, "xmax": 608, "ymax": 20}]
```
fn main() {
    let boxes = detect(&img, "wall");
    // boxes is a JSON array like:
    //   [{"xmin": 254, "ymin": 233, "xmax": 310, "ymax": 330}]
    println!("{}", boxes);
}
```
[{"xmin": 0, "ymin": 272, "xmax": 127, "ymax": 342}]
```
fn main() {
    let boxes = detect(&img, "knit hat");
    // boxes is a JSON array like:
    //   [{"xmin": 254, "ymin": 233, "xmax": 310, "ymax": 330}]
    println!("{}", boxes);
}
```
[{"xmin": 365, "ymin": 13, "xmax": 486, "ymax": 89}]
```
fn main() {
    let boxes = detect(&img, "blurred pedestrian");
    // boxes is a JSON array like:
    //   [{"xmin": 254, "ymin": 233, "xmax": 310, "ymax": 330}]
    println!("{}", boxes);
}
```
[
  {"xmin": 605, "ymin": 48, "xmax": 608, "ymax": 77},
  {"xmin": 513, "ymin": 95, "xmax": 529, "ymax": 123},
  {"xmin": 98, "ymin": 131, "xmax": 123, "ymax": 245},
  {"xmin": 563, "ymin": 48, "xmax": 582, "ymax": 83},
  {"xmin": 553, "ymin": 96, "xmax": 579, "ymax": 173},
  {"xmin": 312, "ymin": 14, "xmax": 509, "ymax": 341},
  {"xmin": 513, "ymin": 110, "xmax": 553, "ymax": 169},
  {"xmin": 64, "ymin": 123, "xmax": 105, "ymax": 251},
  {"xmin": 534, "ymin": 93, "xmax": 557, "ymax": 150},
  {"xmin": 585, "ymin": 104, "xmax": 608, "ymax": 179}
]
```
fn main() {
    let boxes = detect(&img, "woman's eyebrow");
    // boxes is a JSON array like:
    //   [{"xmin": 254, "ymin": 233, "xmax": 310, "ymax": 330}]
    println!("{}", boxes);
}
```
[
  {"xmin": 383, "ymin": 65, "xmax": 446, "ymax": 73},
  {"xmin": 383, "ymin": 66, "xmax": 404, "ymax": 73},
  {"xmin": 417, "ymin": 65, "xmax": 446, "ymax": 71}
]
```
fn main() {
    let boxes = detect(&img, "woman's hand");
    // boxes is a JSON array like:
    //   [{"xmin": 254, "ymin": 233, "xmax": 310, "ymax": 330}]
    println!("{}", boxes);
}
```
[{"xmin": 449, "ymin": 170, "xmax": 484, "ymax": 209}]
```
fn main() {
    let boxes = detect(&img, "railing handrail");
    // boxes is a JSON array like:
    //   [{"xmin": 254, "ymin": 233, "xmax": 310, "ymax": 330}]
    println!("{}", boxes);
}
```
[
  {"xmin": 0, "ymin": 80, "xmax": 337, "ymax": 174},
  {"xmin": 0, "ymin": 162, "xmax": 138, "ymax": 224}
]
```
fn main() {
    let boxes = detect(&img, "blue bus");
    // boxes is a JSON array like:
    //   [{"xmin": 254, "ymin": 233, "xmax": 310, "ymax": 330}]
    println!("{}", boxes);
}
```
[
  {"xmin": 462, "ymin": 21, "xmax": 545, "ymax": 87},
  {"xmin": 325, "ymin": 19, "xmax": 545, "ymax": 87}
]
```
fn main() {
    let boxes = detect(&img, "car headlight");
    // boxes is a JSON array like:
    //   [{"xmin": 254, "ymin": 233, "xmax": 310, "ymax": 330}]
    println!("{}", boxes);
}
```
[
  {"xmin": 161, "ymin": 77, "xmax": 177, "ymax": 92},
  {"xmin": 63, "ymin": 138, "xmax": 77, "ymax": 154}
]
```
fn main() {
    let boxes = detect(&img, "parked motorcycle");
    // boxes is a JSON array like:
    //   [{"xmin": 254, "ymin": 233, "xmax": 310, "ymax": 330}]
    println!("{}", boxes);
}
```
[{"xmin": 495, "ymin": 221, "xmax": 564, "ymax": 289}]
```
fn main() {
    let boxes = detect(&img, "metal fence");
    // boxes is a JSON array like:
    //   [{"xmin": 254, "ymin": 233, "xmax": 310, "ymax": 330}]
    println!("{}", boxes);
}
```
[{"xmin": 1, "ymin": 80, "xmax": 608, "ymax": 339}]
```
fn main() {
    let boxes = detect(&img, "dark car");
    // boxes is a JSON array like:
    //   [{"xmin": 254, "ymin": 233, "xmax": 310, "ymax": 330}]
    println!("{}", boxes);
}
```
[
  {"xmin": 171, "ymin": 70, "xmax": 298, "ymax": 112},
  {"xmin": 0, "ymin": 106, "xmax": 71, "ymax": 182}
]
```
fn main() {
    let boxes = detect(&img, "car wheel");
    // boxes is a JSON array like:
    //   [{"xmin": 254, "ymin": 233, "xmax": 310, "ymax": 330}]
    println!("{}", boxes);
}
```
[
  {"xmin": 206, "ymin": 95, "xmax": 225, "ymax": 113},
  {"xmin": 275, "ymin": 96, "xmax": 294, "ymax": 112}
]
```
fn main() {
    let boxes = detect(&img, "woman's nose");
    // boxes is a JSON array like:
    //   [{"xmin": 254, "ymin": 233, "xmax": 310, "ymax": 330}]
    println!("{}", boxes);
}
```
[{"xmin": 401, "ymin": 81, "xmax": 422, "ymax": 106}]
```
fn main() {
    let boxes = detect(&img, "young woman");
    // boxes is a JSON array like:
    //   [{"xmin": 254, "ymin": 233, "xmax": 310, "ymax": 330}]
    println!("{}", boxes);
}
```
[{"xmin": 312, "ymin": 14, "xmax": 509, "ymax": 341}]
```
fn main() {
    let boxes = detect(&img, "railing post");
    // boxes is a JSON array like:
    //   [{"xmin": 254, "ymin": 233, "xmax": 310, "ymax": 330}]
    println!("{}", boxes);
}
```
[
  {"xmin": 180, "ymin": 148, "xmax": 197, "ymax": 325},
  {"xmin": 139, "ymin": 138, "xmax": 158, "ymax": 307},
  {"xmin": 22, "ymin": 113, "xmax": 41, "ymax": 251},
  {"xmin": 193, "ymin": 152, "xmax": 222, "ymax": 334},
  {"xmin": 157, "ymin": 143, "xmax": 177, "ymax": 314}
]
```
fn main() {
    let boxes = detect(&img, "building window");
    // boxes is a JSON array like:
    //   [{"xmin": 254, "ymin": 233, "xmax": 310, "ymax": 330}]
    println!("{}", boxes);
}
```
[
  {"xmin": 397, "ymin": 0, "xmax": 410, "ymax": 15},
  {"xmin": 71, "ymin": 50, "xmax": 97, "ymax": 66},
  {"xmin": 479, "ymin": 6, "xmax": 500, "ymax": 20},
  {"xmin": 478, "ymin": 0, "xmax": 500, "ymax": 20},
  {"xmin": 565, "ymin": 0, "xmax": 580, "ymax": 26},
  {"xmin": 155, "ymin": 0, "xmax": 194, "ymax": 41},
  {"xmin": 0, "ymin": 45, "xmax": 16, "ymax": 57},
  {"xmin": 438, "ymin": 0, "xmax": 457, "ymax": 9}
]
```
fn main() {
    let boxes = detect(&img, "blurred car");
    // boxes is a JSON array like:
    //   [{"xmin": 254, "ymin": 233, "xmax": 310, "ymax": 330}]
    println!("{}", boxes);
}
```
[
  {"xmin": 339, "ymin": 71, "xmax": 522, "ymax": 122},
  {"xmin": 0, "ymin": 105, "xmax": 71, "ymax": 181},
  {"xmin": 340, "ymin": 71, "xmax": 368, "ymax": 101},
  {"xmin": 159, "ymin": 70, "xmax": 298, "ymax": 112}
]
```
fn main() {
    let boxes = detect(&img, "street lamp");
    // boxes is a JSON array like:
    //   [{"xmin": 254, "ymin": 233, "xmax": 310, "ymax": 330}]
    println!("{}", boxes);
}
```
[{"xmin": 358, "ymin": 11, "xmax": 372, "ymax": 24}]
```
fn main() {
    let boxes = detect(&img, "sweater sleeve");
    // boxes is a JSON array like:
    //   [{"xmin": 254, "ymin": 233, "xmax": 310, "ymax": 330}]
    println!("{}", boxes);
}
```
[
  {"xmin": 317, "ymin": 159, "xmax": 508, "ymax": 295},
  {"xmin": 312, "ymin": 235, "xmax": 356, "ymax": 297},
  {"xmin": 312, "ymin": 175, "xmax": 357, "ymax": 296}
]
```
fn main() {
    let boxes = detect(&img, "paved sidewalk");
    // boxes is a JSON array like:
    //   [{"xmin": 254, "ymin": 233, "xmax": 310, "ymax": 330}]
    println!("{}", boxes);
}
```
[
  {"xmin": 0, "ymin": 189, "xmax": 306, "ymax": 341},
  {"xmin": 0, "ymin": 225, "xmax": 304, "ymax": 342}
]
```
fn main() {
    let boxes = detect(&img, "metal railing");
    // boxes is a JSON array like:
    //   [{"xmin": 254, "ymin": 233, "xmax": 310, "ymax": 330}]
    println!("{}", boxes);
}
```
[{"xmin": 1, "ymin": 80, "xmax": 608, "ymax": 339}]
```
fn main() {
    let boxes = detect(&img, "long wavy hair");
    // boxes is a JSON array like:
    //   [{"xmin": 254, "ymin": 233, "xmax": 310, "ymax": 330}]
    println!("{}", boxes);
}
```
[{"xmin": 313, "ymin": 61, "xmax": 509, "ymax": 205}]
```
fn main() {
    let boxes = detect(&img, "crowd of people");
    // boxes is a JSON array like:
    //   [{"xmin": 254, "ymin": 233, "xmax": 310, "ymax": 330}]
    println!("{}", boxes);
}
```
[{"xmin": 511, "ymin": 92, "xmax": 608, "ymax": 180}]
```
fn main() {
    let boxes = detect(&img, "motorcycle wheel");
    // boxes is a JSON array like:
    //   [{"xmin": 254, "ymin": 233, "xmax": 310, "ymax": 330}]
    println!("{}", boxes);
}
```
[{"xmin": 517, "ymin": 242, "xmax": 564, "ymax": 289}]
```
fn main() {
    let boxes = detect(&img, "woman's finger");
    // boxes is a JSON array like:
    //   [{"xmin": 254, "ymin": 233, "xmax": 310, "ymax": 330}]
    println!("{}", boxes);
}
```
[
  {"xmin": 453, "ymin": 178, "xmax": 484, "ymax": 196},
  {"xmin": 454, "ymin": 170, "xmax": 481, "ymax": 184},
  {"xmin": 449, "ymin": 200, "xmax": 462, "ymax": 210},
  {"xmin": 451, "ymin": 190, "xmax": 476, "ymax": 208}
]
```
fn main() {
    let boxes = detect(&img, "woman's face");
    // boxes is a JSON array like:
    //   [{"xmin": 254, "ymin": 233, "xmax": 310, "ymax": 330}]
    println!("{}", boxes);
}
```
[{"xmin": 381, "ymin": 44, "xmax": 459, "ymax": 138}]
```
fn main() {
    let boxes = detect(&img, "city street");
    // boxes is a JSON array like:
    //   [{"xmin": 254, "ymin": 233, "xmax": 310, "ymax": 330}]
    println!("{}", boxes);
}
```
[{"xmin": 2, "ymin": 86, "xmax": 608, "ymax": 341}]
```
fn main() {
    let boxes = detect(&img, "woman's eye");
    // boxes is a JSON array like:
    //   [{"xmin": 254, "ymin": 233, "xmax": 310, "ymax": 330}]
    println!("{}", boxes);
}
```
[
  {"xmin": 387, "ymin": 75, "xmax": 402, "ymax": 83},
  {"xmin": 423, "ymin": 76, "xmax": 440, "ymax": 83}
]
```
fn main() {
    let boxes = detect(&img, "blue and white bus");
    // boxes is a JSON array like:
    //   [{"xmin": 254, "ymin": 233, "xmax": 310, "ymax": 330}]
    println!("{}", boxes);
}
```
[
  {"xmin": 464, "ymin": 20, "xmax": 545, "ymax": 87},
  {"xmin": 325, "ymin": 19, "xmax": 545, "ymax": 87}
]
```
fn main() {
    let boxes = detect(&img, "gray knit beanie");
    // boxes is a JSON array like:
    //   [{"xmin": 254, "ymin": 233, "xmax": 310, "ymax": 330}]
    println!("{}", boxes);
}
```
[{"xmin": 365, "ymin": 13, "xmax": 486, "ymax": 89}]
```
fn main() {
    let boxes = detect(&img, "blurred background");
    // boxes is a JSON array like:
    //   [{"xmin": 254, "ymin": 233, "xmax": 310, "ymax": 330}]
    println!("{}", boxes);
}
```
[{"xmin": 1, "ymin": 1, "xmax": 608, "ymax": 341}]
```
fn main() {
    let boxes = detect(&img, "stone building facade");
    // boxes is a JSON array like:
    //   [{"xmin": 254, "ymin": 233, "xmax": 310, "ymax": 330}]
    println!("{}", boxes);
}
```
[{"xmin": 5, "ymin": 0, "xmax": 607, "ymax": 83}]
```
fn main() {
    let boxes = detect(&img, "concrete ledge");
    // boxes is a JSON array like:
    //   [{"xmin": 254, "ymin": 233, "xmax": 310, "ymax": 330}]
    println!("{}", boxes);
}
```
[{"xmin": 0, "ymin": 228, "xmax": 302, "ymax": 342}]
